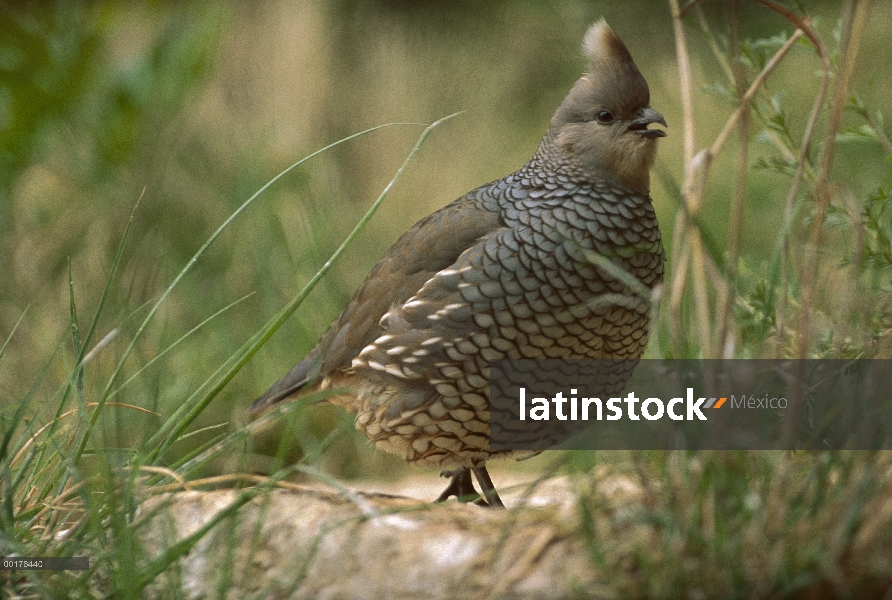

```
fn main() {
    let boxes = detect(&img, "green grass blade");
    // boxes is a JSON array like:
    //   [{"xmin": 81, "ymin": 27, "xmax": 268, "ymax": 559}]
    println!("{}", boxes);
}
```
[
  {"xmin": 106, "ymin": 292, "xmax": 255, "ymax": 402},
  {"xmin": 67, "ymin": 259, "xmax": 85, "ymax": 406},
  {"xmin": 0, "ymin": 306, "xmax": 28, "ymax": 365}
]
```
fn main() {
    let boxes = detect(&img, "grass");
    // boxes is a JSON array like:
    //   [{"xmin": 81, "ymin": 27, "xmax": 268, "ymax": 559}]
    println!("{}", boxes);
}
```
[
  {"xmin": 2, "ymin": 0, "xmax": 892, "ymax": 597},
  {"xmin": 575, "ymin": 450, "xmax": 892, "ymax": 598},
  {"xmin": 1, "ymin": 113, "xmax": 453, "ymax": 596}
]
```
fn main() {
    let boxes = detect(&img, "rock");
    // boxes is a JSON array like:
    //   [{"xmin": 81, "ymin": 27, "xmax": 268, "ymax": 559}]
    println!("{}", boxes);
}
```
[{"xmin": 138, "ymin": 477, "xmax": 605, "ymax": 599}]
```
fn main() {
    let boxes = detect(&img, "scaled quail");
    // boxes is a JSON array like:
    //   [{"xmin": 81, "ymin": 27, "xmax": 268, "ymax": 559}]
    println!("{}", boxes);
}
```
[{"xmin": 251, "ymin": 20, "xmax": 666, "ymax": 507}]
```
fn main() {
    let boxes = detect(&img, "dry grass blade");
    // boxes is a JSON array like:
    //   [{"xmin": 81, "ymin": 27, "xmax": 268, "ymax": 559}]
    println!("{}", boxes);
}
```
[
  {"xmin": 756, "ymin": 1, "xmax": 833, "ymax": 357},
  {"xmin": 10, "ymin": 403, "xmax": 160, "ymax": 468},
  {"xmin": 705, "ymin": 29, "xmax": 803, "ymax": 165},
  {"xmin": 718, "ymin": 0, "xmax": 750, "ymax": 358},
  {"xmin": 666, "ymin": 0, "xmax": 836, "ymax": 358},
  {"xmin": 668, "ymin": 0, "xmax": 706, "ymax": 355},
  {"xmin": 796, "ymin": 0, "xmax": 872, "ymax": 359}
]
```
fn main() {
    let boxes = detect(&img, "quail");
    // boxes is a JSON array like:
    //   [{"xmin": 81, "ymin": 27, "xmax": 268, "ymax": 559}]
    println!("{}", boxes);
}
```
[{"xmin": 250, "ymin": 20, "xmax": 666, "ymax": 507}]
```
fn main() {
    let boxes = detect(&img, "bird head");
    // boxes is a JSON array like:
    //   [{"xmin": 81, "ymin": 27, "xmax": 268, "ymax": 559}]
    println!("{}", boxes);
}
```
[{"xmin": 548, "ymin": 20, "xmax": 666, "ymax": 193}]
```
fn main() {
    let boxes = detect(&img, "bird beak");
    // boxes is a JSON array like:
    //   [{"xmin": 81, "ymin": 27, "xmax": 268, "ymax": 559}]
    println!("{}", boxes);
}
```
[{"xmin": 629, "ymin": 107, "xmax": 667, "ymax": 138}]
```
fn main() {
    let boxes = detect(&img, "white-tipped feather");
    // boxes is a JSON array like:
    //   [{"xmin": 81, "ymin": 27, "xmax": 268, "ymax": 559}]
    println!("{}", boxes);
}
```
[
  {"xmin": 582, "ymin": 19, "xmax": 612, "ymax": 59},
  {"xmin": 581, "ymin": 19, "xmax": 635, "ymax": 70}
]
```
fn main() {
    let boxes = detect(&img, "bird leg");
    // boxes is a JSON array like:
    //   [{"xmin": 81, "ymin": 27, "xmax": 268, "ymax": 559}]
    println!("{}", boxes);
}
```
[
  {"xmin": 471, "ymin": 465, "xmax": 505, "ymax": 508},
  {"xmin": 435, "ymin": 468, "xmax": 482, "ymax": 504}
]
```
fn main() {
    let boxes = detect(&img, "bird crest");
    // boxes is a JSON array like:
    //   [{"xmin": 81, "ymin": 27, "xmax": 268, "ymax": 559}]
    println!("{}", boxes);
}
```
[{"xmin": 553, "ymin": 20, "xmax": 651, "ymax": 127}]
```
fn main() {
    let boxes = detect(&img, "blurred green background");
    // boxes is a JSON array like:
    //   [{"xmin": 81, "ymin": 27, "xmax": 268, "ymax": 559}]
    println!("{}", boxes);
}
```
[{"xmin": 1, "ymin": 1, "xmax": 890, "ymax": 480}]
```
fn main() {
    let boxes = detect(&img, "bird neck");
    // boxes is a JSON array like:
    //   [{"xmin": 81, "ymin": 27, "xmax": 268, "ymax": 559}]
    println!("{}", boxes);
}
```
[{"xmin": 523, "ymin": 128, "xmax": 653, "ymax": 195}]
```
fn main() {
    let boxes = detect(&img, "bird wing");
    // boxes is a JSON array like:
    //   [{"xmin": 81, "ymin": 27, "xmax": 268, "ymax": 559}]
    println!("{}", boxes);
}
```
[
  {"xmin": 348, "ymin": 224, "xmax": 521, "ymax": 420},
  {"xmin": 349, "ymin": 189, "xmax": 664, "ymax": 421},
  {"xmin": 249, "ymin": 194, "xmax": 504, "ymax": 412}
]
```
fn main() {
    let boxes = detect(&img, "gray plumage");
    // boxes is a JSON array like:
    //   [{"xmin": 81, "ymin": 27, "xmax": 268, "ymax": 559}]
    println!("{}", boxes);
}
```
[{"xmin": 251, "ymin": 20, "xmax": 666, "ymax": 506}]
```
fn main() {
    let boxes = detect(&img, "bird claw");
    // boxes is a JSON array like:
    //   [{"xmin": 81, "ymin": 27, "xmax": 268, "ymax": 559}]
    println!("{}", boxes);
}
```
[{"xmin": 436, "ymin": 468, "xmax": 482, "ymax": 504}]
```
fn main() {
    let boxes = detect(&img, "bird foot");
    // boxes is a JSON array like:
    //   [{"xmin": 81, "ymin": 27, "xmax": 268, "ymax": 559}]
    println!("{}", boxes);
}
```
[
  {"xmin": 436, "ymin": 468, "xmax": 483, "ymax": 504},
  {"xmin": 435, "ymin": 467, "xmax": 504, "ymax": 508}
]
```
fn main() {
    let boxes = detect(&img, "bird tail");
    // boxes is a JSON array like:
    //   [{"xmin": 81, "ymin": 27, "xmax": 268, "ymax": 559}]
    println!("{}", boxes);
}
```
[{"xmin": 248, "ymin": 347, "xmax": 322, "ymax": 414}]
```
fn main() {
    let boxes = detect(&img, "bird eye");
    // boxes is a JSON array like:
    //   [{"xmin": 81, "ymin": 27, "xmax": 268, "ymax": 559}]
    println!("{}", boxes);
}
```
[{"xmin": 595, "ymin": 110, "xmax": 614, "ymax": 124}]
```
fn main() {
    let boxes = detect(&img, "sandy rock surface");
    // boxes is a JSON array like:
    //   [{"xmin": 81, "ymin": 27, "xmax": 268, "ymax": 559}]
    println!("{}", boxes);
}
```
[{"xmin": 138, "ymin": 475, "xmax": 630, "ymax": 599}]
